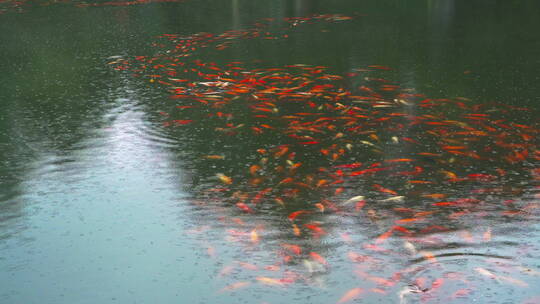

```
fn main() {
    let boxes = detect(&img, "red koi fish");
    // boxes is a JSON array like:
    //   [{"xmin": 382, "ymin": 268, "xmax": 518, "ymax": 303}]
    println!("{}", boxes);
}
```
[
  {"xmin": 467, "ymin": 173, "xmax": 497, "ymax": 181},
  {"xmin": 252, "ymin": 188, "xmax": 272, "ymax": 204},
  {"xmin": 304, "ymin": 223, "xmax": 326, "ymax": 237},
  {"xmin": 288, "ymin": 210, "xmax": 311, "ymax": 221},
  {"xmin": 393, "ymin": 226, "xmax": 413, "ymax": 235},
  {"xmin": 236, "ymin": 202, "xmax": 254, "ymax": 213},
  {"xmin": 309, "ymin": 251, "xmax": 328, "ymax": 265},
  {"xmin": 334, "ymin": 163, "xmax": 362, "ymax": 169},
  {"xmin": 350, "ymin": 167, "xmax": 387, "ymax": 176},
  {"xmin": 172, "ymin": 119, "xmax": 193, "ymax": 125},
  {"xmin": 281, "ymin": 243, "xmax": 302, "ymax": 255}
]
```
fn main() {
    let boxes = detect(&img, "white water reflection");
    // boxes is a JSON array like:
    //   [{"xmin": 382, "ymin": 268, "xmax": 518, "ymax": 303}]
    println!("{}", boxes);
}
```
[{"xmin": 0, "ymin": 101, "xmax": 218, "ymax": 304}]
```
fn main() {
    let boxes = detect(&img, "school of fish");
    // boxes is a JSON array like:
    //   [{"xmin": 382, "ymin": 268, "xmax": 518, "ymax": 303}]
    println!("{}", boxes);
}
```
[
  {"xmin": 2, "ymin": 1, "xmax": 538, "ymax": 301},
  {"xmin": 105, "ymin": 13, "xmax": 540, "ymax": 303}
]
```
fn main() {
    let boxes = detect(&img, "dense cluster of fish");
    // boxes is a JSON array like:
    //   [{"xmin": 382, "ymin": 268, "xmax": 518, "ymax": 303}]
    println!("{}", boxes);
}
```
[
  {"xmin": 112, "ymin": 13, "xmax": 539, "ymax": 304},
  {"xmin": 2, "ymin": 0, "xmax": 538, "ymax": 300}
]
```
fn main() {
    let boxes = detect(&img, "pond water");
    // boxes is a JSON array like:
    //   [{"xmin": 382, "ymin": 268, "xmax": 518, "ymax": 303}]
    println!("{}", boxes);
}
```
[{"xmin": 0, "ymin": 1, "xmax": 539, "ymax": 303}]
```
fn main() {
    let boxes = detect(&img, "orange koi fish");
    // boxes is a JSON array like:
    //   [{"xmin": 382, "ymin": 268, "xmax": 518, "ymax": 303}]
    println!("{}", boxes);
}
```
[
  {"xmin": 422, "ymin": 193, "xmax": 447, "ymax": 199},
  {"xmin": 441, "ymin": 145, "xmax": 467, "ymax": 150},
  {"xmin": 278, "ymin": 177, "xmax": 294, "ymax": 185},
  {"xmin": 451, "ymin": 288, "xmax": 473, "ymax": 299},
  {"xmin": 370, "ymin": 288, "xmax": 387, "ymax": 294},
  {"xmin": 336, "ymin": 287, "xmax": 363, "ymax": 304},
  {"xmin": 373, "ymin": 184, "xmax": 397, "ymax": 195},
  {"xmin": 375, "ymin": 228, "xmax": 394, "ymax": 244},
  {"xmin": 274, "ymin": 198, "xmax": 285, "ymax": 206},
  {"xmin": 316, "ymin": 179, "xmax": 328, "ymax": 187},
  {"xmin": 408, "ymin": 180, "xmax": 433, "ymax": 184},
  {"xmin": 249, "ymin": 164, "xmax": 261, "ymax": 175},
  {"xmin": 395, "ymin": 217, "xmax": 424, "ymax": 224},
  {"xmin": 483, "ymin": 227, "xmax": 492, "ymax": 242},
  {"xmin": 292, "ymin": 224, "xmax": 301, "ymax": 236},
  {"xmin": 256, "ymin": 276, "xmax": 285, "ymax": 286},
  {"xmin": 219, "ymin": 282, "xmax": 250, "ymax": 292},
  {"xmin": 203, "ymin": 155, "xmax": 225, "ymax": 160},
  {"xmin": 440, "ymin": 170, "xmax": 457, "ymax": 179},
  {"xmin": 421, "ymin": 251, "xmax": 437, "ymax": 261},
  {"xmin": 216, "ymin": 173, "xmax": 232, "ymax": 184},
  {"xmin": 250, "ymin": 229, "xmax": 259, "ymax": 244},
  {"xmin": 385, "ymin": 158, "xmax": 414, "ymax": 163},
  {"xmin": 347, "ymin": 252, "xmax": 369, "ymax": 263},
  {"xmin": 368, "ymin": 276, "xmax": 395, "ymax": 287},
  {"xmin": 274, "ymin": 146, "xmax": 289, "ymax": 158},
  {"xmin": 217, "ymin": 265, "xmax": 234, "ymax": 277}
]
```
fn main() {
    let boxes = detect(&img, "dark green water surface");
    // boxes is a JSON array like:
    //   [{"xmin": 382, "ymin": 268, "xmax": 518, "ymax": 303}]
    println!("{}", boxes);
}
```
[{"xmin": 0, "ymin": 1, "xmax": 539, "ymax": 303}]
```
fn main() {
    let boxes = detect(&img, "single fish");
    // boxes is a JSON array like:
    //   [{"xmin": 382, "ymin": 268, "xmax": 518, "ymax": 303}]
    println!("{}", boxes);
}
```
[
  {"xmin": 403, "ymin": 241, "xmax": 417, "ymax": 255},
  {"xmin": 219, "ymin": 281, "xmax": 250, "ymax": 292},
  {"xmin": 337, "ymin": 287, "xmax": 363, "ymax": 304},
  {"xmin": 344, "ymin": 195, "xmax": 365, "ymax": 205},
  {"xmin": 256, "ymin": 276, "xmax": 285, "ymax": 286},
  {"xmin": 379, "ymin": 196, "xmax": 405, "ymax": 202},
  {"xmin": 216, "ymin": 173, "xmax": 232, "ymax": 184}
]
